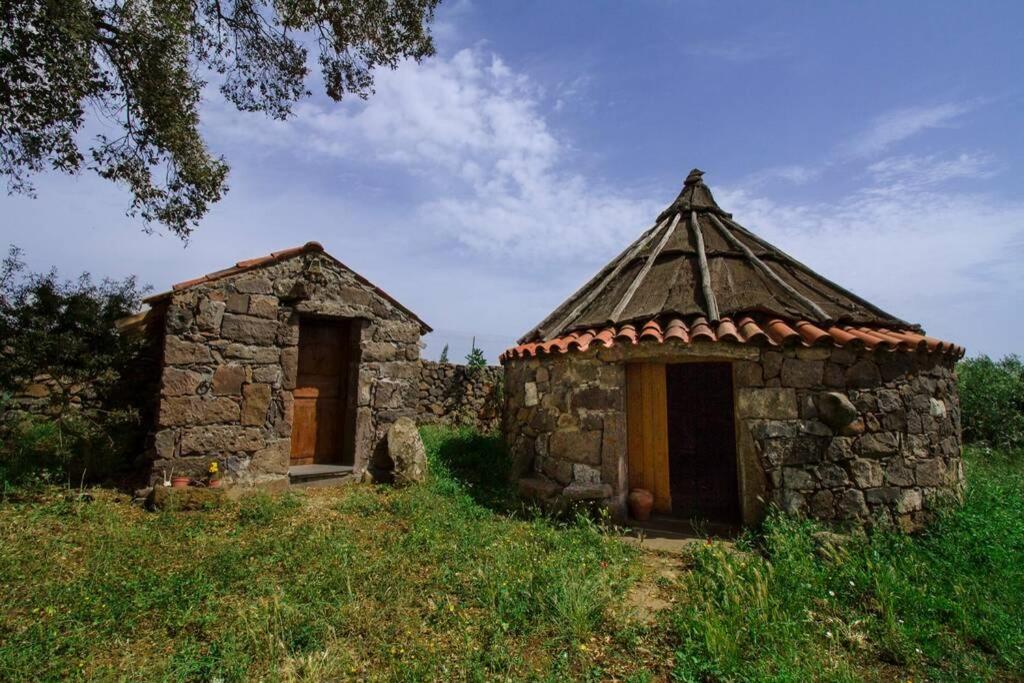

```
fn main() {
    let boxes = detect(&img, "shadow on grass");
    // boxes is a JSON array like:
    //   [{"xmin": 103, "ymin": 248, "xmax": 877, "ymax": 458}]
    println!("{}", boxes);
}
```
[{"xmin": 421, "ymin": 425, "xmax": 517, "ymax": 513}]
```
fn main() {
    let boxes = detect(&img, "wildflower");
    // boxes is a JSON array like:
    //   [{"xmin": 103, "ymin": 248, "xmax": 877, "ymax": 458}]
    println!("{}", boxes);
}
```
[
  {"xmin": 208, "ymin": 461, "xmax": 219, "ymax": 474},
  {"xmin": 825, "ymin": 631, "xmax": 833, "ymax": 638},
  {"xmin": 828, "ymin": 590, "xmax": 835, "ymax": 597}
]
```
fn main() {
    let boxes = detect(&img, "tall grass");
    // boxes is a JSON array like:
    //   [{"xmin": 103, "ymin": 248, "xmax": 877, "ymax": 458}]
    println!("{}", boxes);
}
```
[{"xmin": 670, "ymin": 446, "xmax": 1024, "ymax": 681}]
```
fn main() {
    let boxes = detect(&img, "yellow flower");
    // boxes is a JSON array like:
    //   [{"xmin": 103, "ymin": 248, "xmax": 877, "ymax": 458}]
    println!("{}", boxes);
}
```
[{"xmin": 208, "ymin": 461, "xmax": 219, "ymax": 474}]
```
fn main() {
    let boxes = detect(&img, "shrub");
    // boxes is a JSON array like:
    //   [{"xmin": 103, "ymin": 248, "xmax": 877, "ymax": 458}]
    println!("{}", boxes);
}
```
[
  {"xmin": 957, "ymin": 355, "xmax": 1024, "ymax": 448},
  {"xmin": 0, "ymin": 246, "xmax": 151, "ymax": 485}
]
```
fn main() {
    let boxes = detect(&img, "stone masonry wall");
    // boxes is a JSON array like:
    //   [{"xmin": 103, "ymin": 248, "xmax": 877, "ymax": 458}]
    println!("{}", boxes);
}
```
[
  {"xmin": 504, "ymin": 341, "xmax": 963, "ymax": 530},
  {"xmin": 151, "ymin": 251, "xmax": 424, "ymax": 487},
  {"xmin": 413, "ymin": 361, "xmax": 503, "ymax": 433}
]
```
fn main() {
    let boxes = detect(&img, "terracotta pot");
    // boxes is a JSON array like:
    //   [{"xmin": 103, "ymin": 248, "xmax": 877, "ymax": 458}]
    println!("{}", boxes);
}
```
[
  {"xmin": 628, "ymin": 488, "xmax": 655, "ymax": 521},
  {"xmin": 208, "ymin": 478, "xmax": 222, "ymax": 488},
  {"xmin": 171, "ymin": 476, "xmax": 190, "ymax": 489}
]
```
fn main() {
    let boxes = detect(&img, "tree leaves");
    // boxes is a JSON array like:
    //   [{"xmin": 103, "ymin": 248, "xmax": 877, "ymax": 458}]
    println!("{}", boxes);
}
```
[{"xmin": 0, "ymin": 0, "xmax": 440, "ymax": 238}]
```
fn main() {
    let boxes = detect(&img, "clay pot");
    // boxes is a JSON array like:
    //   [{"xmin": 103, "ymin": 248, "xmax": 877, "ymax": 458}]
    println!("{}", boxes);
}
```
[
  {"xmin": 171, "ymin": 476, "xmax": 190, "ymax": 489},
  {"xmin": 208, "ymin": 478, "xmax": 222, "ymax": 488},
  {"xmin": 628, "ymin": 488, "xmax": 655, "ymax": 521}
]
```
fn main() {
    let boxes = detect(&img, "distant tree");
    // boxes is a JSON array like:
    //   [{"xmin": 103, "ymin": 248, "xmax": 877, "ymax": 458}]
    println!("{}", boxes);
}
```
[
  {"xmin": 438, "ymin": 343, "xmax": 449, "ymax": 364},
  {"xmin": 465, "ymin": 337, "xmax": 486, "ymax": 371},
  {"xmin": 1, "ymin": 0, "xmax": 441, "ymax": 238},
  {"xmin": 958, "ymin": 355, "xmax": 1024, "ymax": 449}
]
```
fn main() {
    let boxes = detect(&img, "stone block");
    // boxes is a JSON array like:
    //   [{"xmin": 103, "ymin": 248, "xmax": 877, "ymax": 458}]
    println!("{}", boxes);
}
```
[
  {"xmin": 220, "ymin": 314, "xmax": 278, "ymax": 345},
  {"xmin": 736, "ymin": 388, "xmax": 798, "ymax": 419},
  {"xmin": 915, "ymin": 459, "xmax": 947, "ymax": 487},
  {"xmin": 180, "ymin": 425, "xmax": 265, "ymax": 454},
  {"xmin": 762, "ymin": 351, "xmax": 783, "ymax": 379},
  {"xmin": 537, "ymin": 455, "xmax": 573, "ymax": 485},
  {"xmin": 895, "ymin": 488, "xmax": 923, "ymax": 514},
  {"xmin": 783, "ymin": 466, "xmax": 816, "ymax": 490},
  {"xmin": 248, "ymin": 294, "xmax": 279, "ymax": 319},
  {"xmin": 160, "ymin": 396, "xmax": 240, "ymax": 427},
  {"xmin": 849, "ymin": 459, "xmax": 884, "ymax": 488},
  {"xmin": 549, "ymin": 430, "xmax": 602, "ymax": 465},
  {"xmin": 234, "ymin": 276, "xmax": 273, "ymax": 294},
  {"xmin": 252, "ymin": 365, "xmax": 282, "ymax": 385},
  {"xmin": 518, "ymin": 477, "xmax": 562, "ymax": 502},
  {"xmin": 859, "ymin": 432, "xmax": 899, "ymax": 457},
  {"xmin": 845, "ymin": 360, "xmax": 881, "ymax": 388},
  {"xmin": 196, "ymin": 298, "xmax": 226, "ymax": 333},
  {"xmin": 212, "ymin": 364, "xmax": 246, "ymax": 395},
  {"xmin": 572, "ymin": 385, "xmax": 619, "ymax": 411},
  {"xmin": 162, "ymin": 368, "xmax": 204, "ymax": 396},
  {"xmin": 224, "ymin": 344, "xmax": 280, "ymax": 363},
  {"xmin": 226, "ymin": 292, "xmax": 249, "ymax": 313},
  {"xmin": 250, "ymin": 439, "xmax": 290, "ymax": 476},
  {"xmin": 865, "ymin": 486, "xmax": 900, "ymax": 505},
  {"xmin": 817, "ymin": 464, "xmax": 849, "ymax": 488},
  {"xmin": 884, "ymin": 459, "xmax": 915, "ymax": 486},
  {"xmin": 734, "ymin": 360, "xmax": 763, "ymax": 387},
  {"xmin": 165, "ymin": 336, "xmax": 213, "ymax": 365},
  {"xmin": 563, "ymin": 482, "xmax": 612, "ymax": 500},
  {"xmin": 281, "ymin": 346, "xmax": 298, "ymax": 389},
  {"xmin": 817, "ymin": 392, "xmax": 858, "ymax": 431},
  {"xmin": 781, "ymin": 359, "xmax": 823, "ymax": 388},
  {"xmin": 242, "ymin": 383, "xmax": 272, "ymax": 426},
  {"xmin": 524, "ymin": 382, "xmax": 538, "ymax": 407},
  {"xmin": 835, "ymin": 489, "xmax": 869, "ymax": 519}
]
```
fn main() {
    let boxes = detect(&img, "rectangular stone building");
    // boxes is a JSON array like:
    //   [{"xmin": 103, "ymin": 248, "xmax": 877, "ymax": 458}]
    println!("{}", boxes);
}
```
[{"xmin": 124, "ymin": 242, "xmax": 431, "ymax": 488}]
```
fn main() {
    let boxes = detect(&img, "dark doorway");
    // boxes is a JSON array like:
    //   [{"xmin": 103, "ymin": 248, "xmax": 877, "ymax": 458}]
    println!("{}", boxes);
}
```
[
  {"xmin": 290, "ymin": 318, "xmax": 359, "ymax": 466},
  {"xmin": 665, "ymin": 362, "xmax": 740, "ymax": 524}
]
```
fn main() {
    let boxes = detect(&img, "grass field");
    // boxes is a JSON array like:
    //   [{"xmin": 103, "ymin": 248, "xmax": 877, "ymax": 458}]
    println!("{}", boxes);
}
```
[{"xmin": 1, "ymin": 428, "xmax": 1022, "ymax": 681}]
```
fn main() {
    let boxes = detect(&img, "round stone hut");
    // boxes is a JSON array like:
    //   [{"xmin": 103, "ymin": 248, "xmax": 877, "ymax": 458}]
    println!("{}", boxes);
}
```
[{"xmin": 501, "ymin": 170, "xmax": 965, "ymax": 531}]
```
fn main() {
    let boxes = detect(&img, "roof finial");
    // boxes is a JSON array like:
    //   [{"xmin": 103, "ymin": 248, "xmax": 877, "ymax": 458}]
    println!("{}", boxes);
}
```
[{"xmin": 684, "ymin": 168, "xmax": 705, "ymax": 186}]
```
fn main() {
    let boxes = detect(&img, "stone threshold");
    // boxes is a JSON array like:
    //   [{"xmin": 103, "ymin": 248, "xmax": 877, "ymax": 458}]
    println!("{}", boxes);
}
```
[{"xmin": 288, "ymin": 464, "xmax": 356, "ymax": 489}]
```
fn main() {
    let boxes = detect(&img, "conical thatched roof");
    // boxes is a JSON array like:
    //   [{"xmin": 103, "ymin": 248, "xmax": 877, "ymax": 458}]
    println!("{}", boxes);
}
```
[{"xmin": 504, "ymin": 170, "xmax": 963, "ymax": 360}]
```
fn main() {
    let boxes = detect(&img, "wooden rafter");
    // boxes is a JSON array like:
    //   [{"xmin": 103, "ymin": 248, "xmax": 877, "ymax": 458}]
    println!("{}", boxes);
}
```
[
  {"xmin": 610, "ymin": 212, "xmax": 681, "ymax": 322},
  {"xmin": 689, "ymin": 211, "xmax": 720, "ymax": 322}
]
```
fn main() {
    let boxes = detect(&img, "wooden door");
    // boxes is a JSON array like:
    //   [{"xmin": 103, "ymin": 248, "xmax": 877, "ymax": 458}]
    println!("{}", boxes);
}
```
[
  {"xmin": 665, "ymin": 363, "xmax": 739, "ymax": 523},
  {"xmin": 290, "ymin": 318, "xmax": 353, "ymax": 465},
  {"xmin": 626, "ymin": 363, "xmax": 672, "ymax": 514}
]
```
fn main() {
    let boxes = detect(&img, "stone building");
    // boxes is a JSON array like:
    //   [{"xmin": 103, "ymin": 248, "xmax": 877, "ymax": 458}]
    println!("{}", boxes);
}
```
[
  {"xmin": 123, "ymin": 242, "xmax": 432, "ymax": 488},
  {"xmin": 502, "ymin": 170, "xmax": 965, "ymax": 531}
]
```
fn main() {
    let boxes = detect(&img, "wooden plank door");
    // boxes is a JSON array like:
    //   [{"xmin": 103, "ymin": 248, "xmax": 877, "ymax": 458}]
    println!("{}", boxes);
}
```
[
  {"xmin": 665, "ymin": 362, "xmax": 739, "ymax": 523},
  {"xmin": 626, "ymin": 363, "xmax": 672, "ymax": 514},
  {"xmin": 290, "ymin": 318, "xmax": 351, "ymax": 465}
]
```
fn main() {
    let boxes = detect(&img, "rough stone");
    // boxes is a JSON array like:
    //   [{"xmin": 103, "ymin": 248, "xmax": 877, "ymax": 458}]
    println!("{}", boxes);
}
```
[
  {"xmin": 196, "ymin": 299, "xmax": 226, "ymax": 333},
  {"xmin": 737, "ymin": 388, "xmax": 798, "ymax": 419},
  {"xmin": 386, "ymin": 417, "xmax": 428, "ymax": 486},
  {"xmin": 781, "ymin": 359, "xmax": 823, "ymax": 388},
  {"xmin": 248, "ymin": 294, "xmax": 279, "ymax": 319},
  {"xmin": 563, "ymin": 482, "xmax": 613, "ymax": 500},
  {"xmin": 234, "ymin": 276, "xmax": 273, "ymax": 294},
  {"xmin": 849, "ymin": 459, "xmax": 884, "ymax": 488},
  {"xmin": 859, "ymin": 432, "xmax": 899, "ymax": 457},
  {"xmin": 846, "ymin": 360, "xmax": 881, "ymax": 388},
  {"xmin": 226, "ymin": 292, "xmax": 249, "ymax": 313},
  {"xmin": 895, "ymin": 488, "xmax": 923, "ymax": 514},
  {"xmin": 165, "ymin": 336, "xmax": 213, "ymax": 365},
  {"xmin": 549, "ymin": 430, "xmax": 602, "ymax": 465},
  {"xmin": 518, "ymin": 476, "xmax": 562, "ymax": 502},
  {"xmin": 162, "ymin": 368, "xmax": 204, "ymax": 396},
  {"xmin": 241, "ymin": 383, "xmax": 272, "ymax": 426},
  {"xmin": 179, "ymin": 425, "xmax": 265, "ymax": 454},
  {"xmin": 524, "ymin": 382, "xmax": 538, "ymax": 407},
  {"xmin": 817, "ymin": 392, "xmax": 858, "ymax": 431},
  {"xmin": 915, "ymin": 459, "xmax": 947, "ymax": 487},
  {"xmin": 160, "ymin": 397, "xmax": 240, "ymax": 427},
  {"xmin": 835, "ymin": 489, "xmax": 869, "ymax": 519},
  {"xmin": 220, "ymin": 314, "xmax": 278, "ymax": 345},
  {"xmin": 884, "ymin": 459, "xmax": 915, "ymax": 487},
  {"xmin": 212, "ymin": 365, "xmax": 246, "ymax": 395}
]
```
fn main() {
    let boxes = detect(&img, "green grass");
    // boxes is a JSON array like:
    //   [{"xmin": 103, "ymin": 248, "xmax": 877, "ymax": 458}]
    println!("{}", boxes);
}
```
[
  {"xmin": 669, "ymin": 446, "xmax": 1024, "ymax": 681},
  {"xmin": 1, "ymin": 430, "xmax": 1022, "ymax": 681}
]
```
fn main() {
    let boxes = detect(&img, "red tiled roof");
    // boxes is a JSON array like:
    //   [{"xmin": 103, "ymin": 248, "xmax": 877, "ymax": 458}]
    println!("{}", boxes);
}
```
[
  {"xmin": 142, "ymin": 241, "xmax": 431, "ymax": 332},
  {"xmin": 500, "ymin": 314, "xmax": 965, "ymax": 362}
]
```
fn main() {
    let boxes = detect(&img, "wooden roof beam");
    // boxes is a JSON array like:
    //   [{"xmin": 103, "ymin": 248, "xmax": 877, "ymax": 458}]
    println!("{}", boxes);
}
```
[
  {"xmin": 689, "ymin": 211, "xmax": 720, "ymax": 322},
  {"xmin": 610, "ymin": 212, "xmax": 681, "ymax": 322},
  {"xmin": 707, "ymin": 213, "xmax": 831, "ymax": 322}
]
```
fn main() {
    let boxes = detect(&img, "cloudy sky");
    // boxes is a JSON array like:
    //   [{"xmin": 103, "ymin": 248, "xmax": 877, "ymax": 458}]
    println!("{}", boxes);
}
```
[{"xmin": 3, "ymin": 1, "xmax": 1023, "ymax": 362}]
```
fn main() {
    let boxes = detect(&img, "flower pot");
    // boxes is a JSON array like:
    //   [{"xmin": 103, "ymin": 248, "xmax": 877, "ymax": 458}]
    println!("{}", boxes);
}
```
[
  {"xmin": 208, "ymin": 478, "xmax": 222, "ymax": 488},
  {"xmin": 171, "ymin": 476, "xmax": 190, "ymax": 489},
  {"xmin": 628, "ymin": 488, "xmax": 655, "ymax": 521}
]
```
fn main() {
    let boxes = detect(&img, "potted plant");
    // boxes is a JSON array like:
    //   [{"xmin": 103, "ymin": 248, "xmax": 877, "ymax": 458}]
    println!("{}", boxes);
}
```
[
  {"xmin": 207, "ymin": 461, "xmax": 222, "ymax": 488},
  {"xmin": 171, "ymin": 475, "xmax": 191, "ymax": 488}
]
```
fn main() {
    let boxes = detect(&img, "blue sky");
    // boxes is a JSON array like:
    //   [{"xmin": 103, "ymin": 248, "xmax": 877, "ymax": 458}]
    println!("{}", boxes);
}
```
[{"xmin": 3, "ymin": 1, "xmax": 1023, "ymax": 362}]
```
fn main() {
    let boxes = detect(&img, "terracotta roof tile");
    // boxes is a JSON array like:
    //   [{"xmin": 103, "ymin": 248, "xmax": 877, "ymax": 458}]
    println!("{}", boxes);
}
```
[{"xmin": 500, "ymin": 314, "xmax": 965, "ymax": 362}]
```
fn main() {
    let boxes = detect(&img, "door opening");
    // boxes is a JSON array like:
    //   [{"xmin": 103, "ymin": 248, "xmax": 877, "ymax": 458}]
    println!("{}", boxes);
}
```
[
  {"xmin": 665, "ymin": 362, "xmax": 740, "ymax": 524},
  {"xmin": 290, "ymin": 318, "xmax": 359, "ymax": 466},
  {"xmin": 626, "ymin": 362, "xmax": 740, "ymax": 526}
]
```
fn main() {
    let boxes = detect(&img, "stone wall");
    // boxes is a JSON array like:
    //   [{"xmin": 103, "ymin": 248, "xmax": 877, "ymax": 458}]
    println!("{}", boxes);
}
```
[
  {"xmin": 151, "ymin": 250, "xmax": 424, "ymax": 487},
  {"xmin": 504, "ymin": 341, "xmax": 963, "ymax": 531},
  {"xmin": 413, "ymin": 361, "xmax": 502, "ymax": 433}
]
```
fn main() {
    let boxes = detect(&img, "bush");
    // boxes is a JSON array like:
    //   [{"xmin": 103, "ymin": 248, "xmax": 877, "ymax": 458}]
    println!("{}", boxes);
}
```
[
  {"xmin": 0, "ymin": 246, "xmax": 151, "ymax": 486},
  {"xmin": 957, "ymin": 355, "xmax": 1024, "ymax": 448}
]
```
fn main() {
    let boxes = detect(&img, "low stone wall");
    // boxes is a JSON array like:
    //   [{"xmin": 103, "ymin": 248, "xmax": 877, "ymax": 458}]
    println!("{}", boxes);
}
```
[
  {"xmin": 504, "ymin": 341, "xmax": 963, "ymax": 531},
  {"xmin": 413, "ymin": 361, "xmax": 502, "ymax": 433}
]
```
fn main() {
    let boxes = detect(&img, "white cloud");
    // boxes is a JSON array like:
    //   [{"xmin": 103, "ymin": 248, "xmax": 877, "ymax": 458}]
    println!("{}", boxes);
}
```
[
  {"xmin": 717, "ymin": 176, "xmax": 1024, "ymax": 356},
  {"xmin": 839, "ymin": 101, "xmax": 979, "ymax": 158},
  {"xmin": 208, "ymin": 46, "xmax": 658, "ymax": 261},
  {"xmin": 865, "ymin": 152, "xmax": 996, "ymax": 188},
  {"xmin": 685, "ymin": 33, "xmax": 794, "ymax": 63}
]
